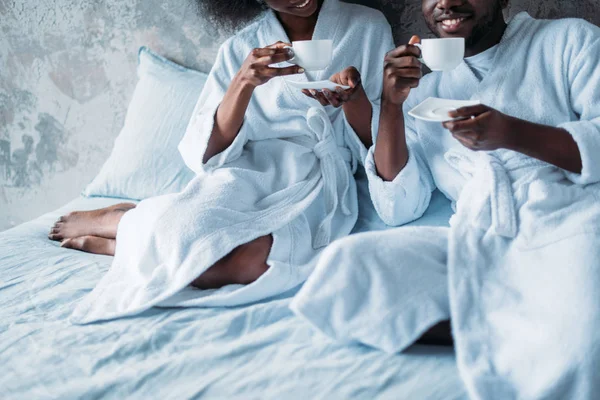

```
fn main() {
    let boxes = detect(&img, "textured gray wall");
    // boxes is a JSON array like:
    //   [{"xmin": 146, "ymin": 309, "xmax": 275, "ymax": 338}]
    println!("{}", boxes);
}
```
[{"xmin": 1, "ymin": 0, "xmax": 599, "ymax": 231}]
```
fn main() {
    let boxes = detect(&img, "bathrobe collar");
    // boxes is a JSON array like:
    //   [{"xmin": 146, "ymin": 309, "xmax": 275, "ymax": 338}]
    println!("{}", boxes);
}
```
[
  {"xmin": 263, "ymin": 0, "xmax": 342, "ymax": 83},
  {"xmin": 442, "ymin": 12, "xmax": 534, "ymax": 105}
]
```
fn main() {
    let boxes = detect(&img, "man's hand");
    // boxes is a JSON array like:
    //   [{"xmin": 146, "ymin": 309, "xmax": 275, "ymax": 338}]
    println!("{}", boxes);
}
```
[
  {"xmin": 382, "ymin": 35, "xmax": 423, "ymax": 105},
  {"xmin": 302, "ymin": 66, "xmax": 364, "ymax": 108},
  {"xmin": 443, "ymin": 104, "xmax": 518, "ymax": 151}
]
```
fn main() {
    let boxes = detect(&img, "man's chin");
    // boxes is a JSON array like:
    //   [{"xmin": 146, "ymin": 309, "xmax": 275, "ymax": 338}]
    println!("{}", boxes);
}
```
[{"xmin": 435, "ymin": 31, "xmax": 471, "ymax": 40}]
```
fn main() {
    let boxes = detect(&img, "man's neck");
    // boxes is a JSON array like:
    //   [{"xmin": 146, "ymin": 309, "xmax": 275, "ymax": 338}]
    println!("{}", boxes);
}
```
[{"xmin": 465, "ymin": 17, "xmax": 507, "ymax": 57}]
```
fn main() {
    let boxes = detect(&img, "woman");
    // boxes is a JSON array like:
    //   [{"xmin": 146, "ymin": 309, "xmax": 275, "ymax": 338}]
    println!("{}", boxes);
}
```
[{"xmin": 50, "ymin": 0, "xmax": 395, "ymax": 324}]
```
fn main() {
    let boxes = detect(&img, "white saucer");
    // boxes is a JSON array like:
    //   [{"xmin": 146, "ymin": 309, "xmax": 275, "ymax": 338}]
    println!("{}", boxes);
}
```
[
  {"xmin": 285, "ymin": 79, "xmax": 351, "ymax": 91},
  {"xmin": 408, "ymin": 97, "xmax": 480, "ymax": 122}
]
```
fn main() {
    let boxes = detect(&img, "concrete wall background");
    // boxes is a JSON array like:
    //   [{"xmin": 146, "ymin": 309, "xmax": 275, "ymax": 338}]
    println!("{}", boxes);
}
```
[{"xmin": 1, "ymin": 0, "xmax": 599, "ymax": 231}]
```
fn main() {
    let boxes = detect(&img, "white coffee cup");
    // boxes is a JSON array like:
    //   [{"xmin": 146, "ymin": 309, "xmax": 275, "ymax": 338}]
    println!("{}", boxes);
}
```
[
  {"xmin": 414, "ymin": 38, "xmax": 465, "ymax": 72},
  {"xmin": 286, "ymin": 40, "xmax": 333, "ymax": 71}
]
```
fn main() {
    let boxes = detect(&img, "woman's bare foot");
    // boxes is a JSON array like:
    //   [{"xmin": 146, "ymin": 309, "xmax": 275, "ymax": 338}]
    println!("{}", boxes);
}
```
[
  {"xmin": 192, "ymin": 235, "xmax": 273, "ymax": 289},
  {"xmin": 48, "ymin": 203, "xmax": 136, "ymax": 241},
  {"xmin": 60, "ymin": 236, "xmax": 116, "ymax": 256}
]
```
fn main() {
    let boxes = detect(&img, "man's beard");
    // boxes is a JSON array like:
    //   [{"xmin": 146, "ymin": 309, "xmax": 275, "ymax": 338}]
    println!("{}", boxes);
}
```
[{"xmin": 465, "ymin": 1, "xmax": 503, "ymax": 48}]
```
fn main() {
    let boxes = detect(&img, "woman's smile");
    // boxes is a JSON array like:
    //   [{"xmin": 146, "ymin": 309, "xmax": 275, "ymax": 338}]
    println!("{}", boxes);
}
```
[
  {"xmin": 292, "ymin": 0, "xmax": 312, "ymax": 8},
  {"xmin": 286, "ymin": 0, "xmax": 318, "ymax": 16}
]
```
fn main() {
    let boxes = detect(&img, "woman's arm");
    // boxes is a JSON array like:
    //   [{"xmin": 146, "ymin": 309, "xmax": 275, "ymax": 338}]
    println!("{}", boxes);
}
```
[
  {"xmin": 203, "ymin": 76, "xmax": 254, "ymax": 163},
  {"xmin": 203, "ymin": 42, "xmax": 304, "ymax": 163},
  {"xmin": 341, "ymin": 87, "xmax": 373, "ymax": 148},
  {"xmin": 302, "ymin": 67, "xmax": 373, "ymax": 147}
]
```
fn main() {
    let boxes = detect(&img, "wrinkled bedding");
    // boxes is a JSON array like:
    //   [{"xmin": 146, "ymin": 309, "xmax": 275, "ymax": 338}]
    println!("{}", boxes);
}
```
[{"xmin": 0, "ymin": 175, "xmax": 464, "ymax": 399}]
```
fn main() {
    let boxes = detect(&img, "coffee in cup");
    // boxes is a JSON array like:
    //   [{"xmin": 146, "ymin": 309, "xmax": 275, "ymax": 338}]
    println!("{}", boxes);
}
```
[
  {"xmin": 286, "ymin": 40, "xmax": 333, "ymax": 71},
  {"xmin": 414, "ymin": 38, "xmax": 464, "ymax": 72}
]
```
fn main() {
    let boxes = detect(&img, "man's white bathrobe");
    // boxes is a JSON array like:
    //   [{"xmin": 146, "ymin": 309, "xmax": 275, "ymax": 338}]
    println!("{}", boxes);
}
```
[
  {"xmin": 292, "ymin": 13, "xmax": 600, "ymax": 400},
  {"xmin": 70, "ymin": 0, "xmax": 394, "ymax": 324}
]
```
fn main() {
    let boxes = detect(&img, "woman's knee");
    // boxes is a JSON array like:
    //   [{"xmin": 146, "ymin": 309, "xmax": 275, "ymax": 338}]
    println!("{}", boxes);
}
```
[
  {"xmin": 191, "ymin": 234, "xmax": 273, "ymax": 289},
  {"xmin": 231, "ymin": 234, "xmax": 273, "ymax": 284}
]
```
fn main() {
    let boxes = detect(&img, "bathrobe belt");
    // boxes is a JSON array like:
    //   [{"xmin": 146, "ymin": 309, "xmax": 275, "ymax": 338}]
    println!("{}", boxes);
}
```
[
  {"xmin": 287, "ymin": 107, "xmax": 354, "ymax": 249},
  {"xmin": 446, "ymin": 150, "xmax": 518, "ymax": 239}
]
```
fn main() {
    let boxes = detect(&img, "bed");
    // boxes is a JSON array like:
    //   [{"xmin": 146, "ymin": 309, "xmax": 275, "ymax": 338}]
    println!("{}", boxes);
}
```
[
  {"xmin": 0, "ymin": 6, "xmax": 468, "ymax": 396},
  {"xmin": 0, "ymin": 170, "xmax": 467, "ymax": 399}
]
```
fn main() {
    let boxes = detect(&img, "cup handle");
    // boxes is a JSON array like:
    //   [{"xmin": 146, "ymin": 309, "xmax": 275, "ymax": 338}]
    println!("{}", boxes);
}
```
[
  {"xmin": 284, "ymin": 46, "xmax": 297, "ymax": 64},
  {"xmin": 413, "ymin": 43, "xmax": 425, "ymax": 64}
]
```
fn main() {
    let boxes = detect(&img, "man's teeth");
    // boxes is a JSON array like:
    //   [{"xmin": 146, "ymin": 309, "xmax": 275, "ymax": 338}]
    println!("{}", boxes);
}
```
[
  {"xmin": 295, "ymin": 0, "xmax": 311, "ymax": 8},
  {"xmin": 442, "ymin": 17, "xmax": 466, "ymax": 26}
]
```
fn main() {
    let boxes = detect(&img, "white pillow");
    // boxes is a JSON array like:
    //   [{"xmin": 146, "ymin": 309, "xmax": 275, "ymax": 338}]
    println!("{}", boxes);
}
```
[{"xmin": 84, "ymin": 47, "xmax": 208, "ymax": 200}]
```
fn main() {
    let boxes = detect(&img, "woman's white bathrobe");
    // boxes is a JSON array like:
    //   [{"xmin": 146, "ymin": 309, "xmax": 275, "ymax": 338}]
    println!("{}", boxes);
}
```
[
  {"xmin": 292, "ymin": 13, "xmax": 600, "ymax": 400},
  {"xmin": 71, "ymin": 0, "xmax": 394, "ymax": 324}
]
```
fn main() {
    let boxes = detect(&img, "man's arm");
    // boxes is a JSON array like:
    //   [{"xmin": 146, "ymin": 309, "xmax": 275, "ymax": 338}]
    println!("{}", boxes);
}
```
[
  {"xmin": 445, "ymin": 106, "xmax": 582, "ymax": 173},
  {"xmin": 446, "ymin": 32, "xmax": 600, "ymax": 182},
  {"xmin": 374, "ymin": 101, "xmax": 409, "ymax": 180},
  {"xmin": 507, "ymin": 120, "xmax": 581, "ymax": 173},
  {"xmin": 373, "ymin": 36, "xmax": 422, "ymax": 181},
  {"xmin": 365, "ymin": 36, "xmax": 435, "ymax": 226}
]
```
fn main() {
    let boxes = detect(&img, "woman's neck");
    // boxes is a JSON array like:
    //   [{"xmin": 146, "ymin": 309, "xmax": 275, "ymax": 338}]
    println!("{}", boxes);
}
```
[{"xmin": 276, "ymin": 3, "xmax": 322, "ymax": 42}]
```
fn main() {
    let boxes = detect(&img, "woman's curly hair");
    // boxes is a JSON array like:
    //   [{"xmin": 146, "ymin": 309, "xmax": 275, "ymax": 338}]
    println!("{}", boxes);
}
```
[{"xmin": 198, "ymin": 0, "xmax": 269, "ymax": 31}]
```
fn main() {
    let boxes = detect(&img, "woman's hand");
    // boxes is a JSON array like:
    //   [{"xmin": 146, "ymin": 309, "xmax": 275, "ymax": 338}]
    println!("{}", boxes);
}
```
[
  {"xmin": 301, "ymin": 66, "xmax": 373, "ymax": 148},
  {"xmin": 302, "ymin": 66, "xmax": 364, "ymax": 108},
  {"xmin": 237, "ymin": 41, "xmax": 304, "ymax": 88}
]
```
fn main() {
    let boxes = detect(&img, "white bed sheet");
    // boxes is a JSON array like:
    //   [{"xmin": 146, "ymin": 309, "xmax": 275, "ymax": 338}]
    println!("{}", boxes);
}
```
[{"xmin": 0, "ymin": 176, "xmax": 465, "ymax": 399}]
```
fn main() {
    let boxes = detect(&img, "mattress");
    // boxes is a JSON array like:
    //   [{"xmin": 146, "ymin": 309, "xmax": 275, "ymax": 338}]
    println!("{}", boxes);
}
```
[{"xmin": 0, "ymin": 180, "xmax": 465, "ymax": 399}]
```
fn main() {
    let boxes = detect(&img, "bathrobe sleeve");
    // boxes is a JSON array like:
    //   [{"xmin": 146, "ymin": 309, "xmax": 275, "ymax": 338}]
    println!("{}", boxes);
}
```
[
  {"xmin": 341, "ymin": 12, "xmax": 395, "ymax": 169},
  {"xmin": 365, "ymin": 101, "xmax": 436, "ymax": 226},
  {"xmin": 559, "ymin": 32, "xmax": 600, "ymax": 184},
  {"xmin": 178, "ymin": 38, "xmax": 252, "ymax": 175}
]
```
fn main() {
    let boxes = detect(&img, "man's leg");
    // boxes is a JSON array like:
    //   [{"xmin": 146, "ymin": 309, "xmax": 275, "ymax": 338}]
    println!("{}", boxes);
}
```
[
  {"xmin": 292, "ymin": 226, "xmax": 450, "ymax": 353},
  {"xmin": 453, "ymin": 232, "xmax": 600, "ymax": 399}
]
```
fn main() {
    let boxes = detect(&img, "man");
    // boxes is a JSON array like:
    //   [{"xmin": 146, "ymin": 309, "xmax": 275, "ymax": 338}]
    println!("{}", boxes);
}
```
[{"xmin": 291, "ymin": 1, "xmax": 600, "ymax": 399}]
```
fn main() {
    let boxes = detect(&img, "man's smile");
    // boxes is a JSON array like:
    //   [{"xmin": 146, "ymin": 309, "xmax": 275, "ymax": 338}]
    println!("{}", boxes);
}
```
[{"xmin": 437, "ymin": 14, "xmax": 474, "ymax": 34}]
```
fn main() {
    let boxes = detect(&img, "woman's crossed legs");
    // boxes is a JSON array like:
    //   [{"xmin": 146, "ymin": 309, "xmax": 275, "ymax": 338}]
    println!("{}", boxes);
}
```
[{"xmin": 48, "ymin": 204, "xmax": 272, "ymax": 289}]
